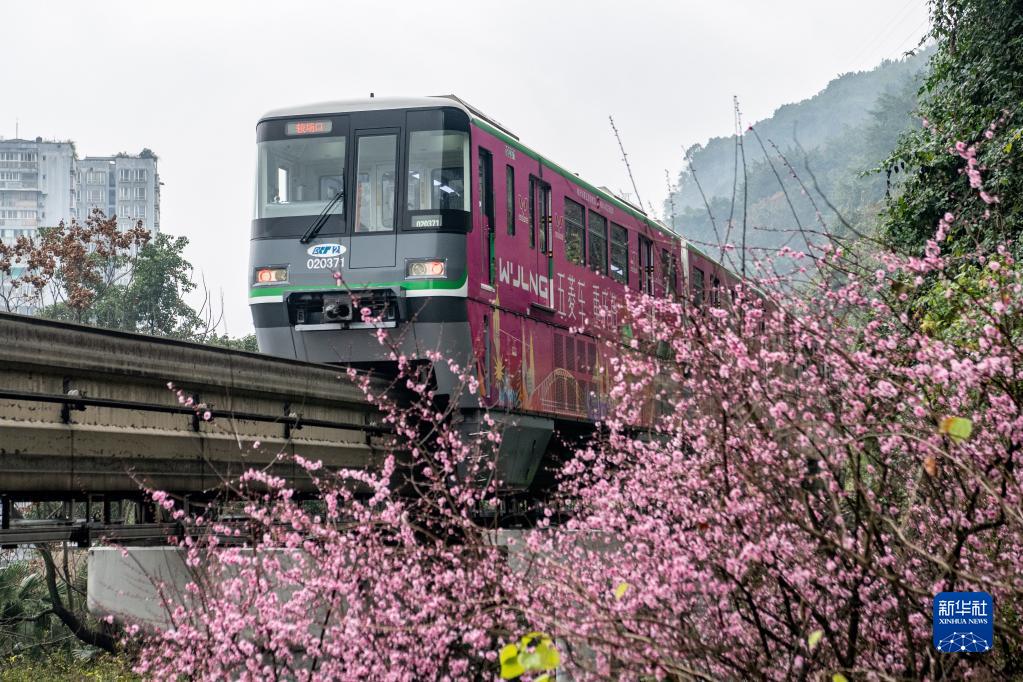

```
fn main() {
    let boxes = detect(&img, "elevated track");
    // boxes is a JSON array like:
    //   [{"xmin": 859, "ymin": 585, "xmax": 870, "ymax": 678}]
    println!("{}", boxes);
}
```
[{"xmin": 0, "ymin": 312, "xmax": 387, "ymax": 518}]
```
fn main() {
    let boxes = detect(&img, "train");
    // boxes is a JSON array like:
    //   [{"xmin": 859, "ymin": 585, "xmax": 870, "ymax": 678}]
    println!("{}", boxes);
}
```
[{"xmin": 249, "ymin": 95, "xmax": 738, "ymax": 491}]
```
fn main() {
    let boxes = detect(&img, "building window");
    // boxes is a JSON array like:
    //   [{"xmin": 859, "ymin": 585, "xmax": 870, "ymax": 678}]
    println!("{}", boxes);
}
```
[
  {"xmin": 711, "ymin": 275, "xmax": 721, "ymax": 306},
  {"xmin": 135, "ymin": 168, "xmax": 147, "ymax": 181},
  {"xmin": 610, "ymin": 223, "xmax": 628, "ymax": 285},
  {"xmin": 118, "ymin": 186, "xmax": 131, "ymax": 200},
  {"xmin": 119, "ymin": 168, "xmax": 132, "ymax": 181},
  {"xmin": 134, "ymin": 187, "xmax": 146, "ymax": 200},
  {"xmin": 136, "ymin": 205, "xmax": 147, "ymax": 218},
  {"xmin": 564, "ymin": 198, "xmax": 585, "ymax": 265},
  {"xmin": 505, "ymin": 165, "xmax": 515, "ymax": 236}
]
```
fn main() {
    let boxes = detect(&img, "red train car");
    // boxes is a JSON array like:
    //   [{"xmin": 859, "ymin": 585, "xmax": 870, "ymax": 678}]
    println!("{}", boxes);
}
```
[{"xmin": 249, "ymin": 96, "xmax": 739, "ymax": 491}]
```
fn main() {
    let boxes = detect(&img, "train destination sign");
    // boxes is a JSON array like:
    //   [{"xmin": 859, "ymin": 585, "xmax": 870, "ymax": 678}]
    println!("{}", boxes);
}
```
[{"xmin": 285, "ymin": 120, "xmax": 332, "ymax": 136}]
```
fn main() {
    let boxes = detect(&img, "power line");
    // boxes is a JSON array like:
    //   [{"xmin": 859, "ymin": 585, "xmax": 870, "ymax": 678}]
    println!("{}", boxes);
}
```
[{"xmin": 846, "ymin": 0, "xmax": 925, "ymax": 69}]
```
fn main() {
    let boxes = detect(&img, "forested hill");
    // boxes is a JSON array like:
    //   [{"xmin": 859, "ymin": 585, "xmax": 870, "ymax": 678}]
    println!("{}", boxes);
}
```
[{"xmin": 667, "ymin": 49, "xmax": 932, "ymax": 255}]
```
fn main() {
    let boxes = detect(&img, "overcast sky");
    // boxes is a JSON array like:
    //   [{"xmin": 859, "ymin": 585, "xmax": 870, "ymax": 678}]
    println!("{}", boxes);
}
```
[{"xmin": 3, "ymin": 0, "xmax": 929, "ymax": 336}]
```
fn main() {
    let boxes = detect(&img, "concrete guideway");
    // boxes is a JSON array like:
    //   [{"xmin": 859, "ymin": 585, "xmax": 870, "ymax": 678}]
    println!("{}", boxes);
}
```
[{"xmin": 0, "ymin": 312, "xmax": 389, "ymax": 501}]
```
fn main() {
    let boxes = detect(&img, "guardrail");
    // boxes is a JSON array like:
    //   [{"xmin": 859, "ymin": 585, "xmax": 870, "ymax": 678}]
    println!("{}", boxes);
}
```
[{"xmin": 0, "ymin": 312, "xmax": 389, "ymax": 504}]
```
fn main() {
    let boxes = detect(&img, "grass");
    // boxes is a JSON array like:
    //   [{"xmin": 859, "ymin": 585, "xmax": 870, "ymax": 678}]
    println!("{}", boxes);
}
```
[{"xmin": 0, "ymin": 653, "xmax": 138, "ymax": 681}]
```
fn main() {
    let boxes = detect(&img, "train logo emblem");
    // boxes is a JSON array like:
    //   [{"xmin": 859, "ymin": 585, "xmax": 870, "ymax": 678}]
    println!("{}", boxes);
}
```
[{"xmin": 306, "ymin": 243, "xmax": 346, "ymax": 257}]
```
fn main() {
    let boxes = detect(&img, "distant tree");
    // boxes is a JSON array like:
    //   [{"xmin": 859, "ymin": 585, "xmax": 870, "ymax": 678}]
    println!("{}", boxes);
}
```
[
  {"xmin": 113, "ymin": 233, "xmax": 204, "ymax": 339},
  {"xmin": 204, "ymin": 332, "xmax": 259, "ymax": 352},
  {"xmin": 19, "ymin": 210, "xmax": 256, "ymax": 348},
  {"xmin": 37, "ymin": 209, "xmax": 150, "ymax": 324},
  {"xmin": 0, "ymin": 233, "xmax": 54, "ymax": 313}
]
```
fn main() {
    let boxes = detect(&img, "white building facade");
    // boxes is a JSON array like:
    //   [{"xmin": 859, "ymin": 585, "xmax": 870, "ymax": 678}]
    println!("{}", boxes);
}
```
[
  {"xmin": 0, "ymin": 138, "xmax": 78, "ymax": 243},
  {"xmin": 78, "ymin": 152, "xmax": 160, "ymax": 232},
  {"xmin": 0, "ymin": 138, "xmax": 160, "ymax": 246}
]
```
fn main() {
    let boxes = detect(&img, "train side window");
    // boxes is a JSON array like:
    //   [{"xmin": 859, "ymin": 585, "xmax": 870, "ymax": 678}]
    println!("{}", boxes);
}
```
[
  {"xmin": 638, "ymin": 235, "xmax": 654, "ymax": 294},
  {"xmin": 564, "ymin": 198, "xmax": 585, "ymax": 266},
  {"xmin": 529, "ymin": 177, "xmax": 536, "ymax": 249},
  {"xmin": 610, "ymin": 223, "xmax": 628, "ymax": 285},
  {"xmin": 660, "ymin": 249, "xmax": 677, "ymax": 298},
  {"xmin": 506, "ymin": 165, "xmax": 515, "ymax": 236},
  {"xmin": 587, "ymin": 211, "xmax": 608, "ymax": 275},
  {"xmin": 538, "ymin": 182, "xmax": 551, "ymax": 256},
  {"xmin": 692, "ymin": 266, "xmax": 705, "ymax": 307}
]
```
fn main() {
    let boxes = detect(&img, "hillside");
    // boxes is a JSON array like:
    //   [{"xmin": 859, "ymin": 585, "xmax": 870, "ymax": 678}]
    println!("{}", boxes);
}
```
[{"xmin": 667, "ymin": 49, "xmax": 932, "ymax": 257}]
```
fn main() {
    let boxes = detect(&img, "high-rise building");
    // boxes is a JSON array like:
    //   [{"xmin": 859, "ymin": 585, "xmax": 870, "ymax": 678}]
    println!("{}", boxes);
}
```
[
  {"xmin": 0, "ymin": 137, "xmax": 78, "ymax": 244},
  {"xmin": 78, "ymin": 151, "xmax": 160, "ymax": 233},
  {"xmin": 0, "ymin": 138, "xmax": 160, "ymax": 246}
]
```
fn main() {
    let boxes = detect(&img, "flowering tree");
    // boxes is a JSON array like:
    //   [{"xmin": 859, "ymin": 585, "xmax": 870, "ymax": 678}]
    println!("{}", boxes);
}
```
[
  {"xmin": 523, "ymin": 252, "xmax": 1020, "ymax": 679},
  {"xmin": 133, "ymin": 358, "xmax": 522, "ymax": 680},
  {"xmin": 128, "ymin": 120, "xmax": 1022, "ymax": 681}
]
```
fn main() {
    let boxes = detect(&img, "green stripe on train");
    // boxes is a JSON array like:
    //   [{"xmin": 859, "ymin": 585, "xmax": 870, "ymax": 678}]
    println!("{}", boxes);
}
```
[{"xmin": 249, "ymin": 272, "xmax": 468, "ymax": 299}]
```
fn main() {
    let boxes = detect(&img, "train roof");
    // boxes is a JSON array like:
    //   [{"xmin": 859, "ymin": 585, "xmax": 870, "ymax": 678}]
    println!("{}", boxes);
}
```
[
  {"xmin": 259, "ymin": 95, "xmax": 687, "ymax": 247},
  {"xmin": 260, "ymin": 96, "xmax": 466, "ymax": 121}
]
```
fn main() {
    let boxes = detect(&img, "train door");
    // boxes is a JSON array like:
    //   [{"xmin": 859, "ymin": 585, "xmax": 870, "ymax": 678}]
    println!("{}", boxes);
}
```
[
  {"xmin": 478, "ymin": 147, "xmax": 496, "ymax": 286},
  {"xmin": 348, "ymin": 128, "xmax": 399, "ymax": 269},
  {"xmin": 534, "ymin": 178, "xmax": 553, "ymax": 307}
]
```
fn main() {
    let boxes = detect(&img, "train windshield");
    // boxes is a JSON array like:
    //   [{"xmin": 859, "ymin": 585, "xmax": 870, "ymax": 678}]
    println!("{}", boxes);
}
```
[
  {"xmin": 256, "ymin": 136, "xmax": 346, "ymax": 219},
  {"xmin": 406, "ymin": 130, "xmax": 470, "ymax": 213}
]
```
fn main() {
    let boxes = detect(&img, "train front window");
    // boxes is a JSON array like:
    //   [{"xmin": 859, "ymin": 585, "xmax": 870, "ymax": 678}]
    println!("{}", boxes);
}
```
[
  {"xmin": 406, "ymin": 130, "xmax": 470, "ymax": 214},
  {"xmin": 257, "ymin": 137, "xmax": 346, "ymax": 219}
]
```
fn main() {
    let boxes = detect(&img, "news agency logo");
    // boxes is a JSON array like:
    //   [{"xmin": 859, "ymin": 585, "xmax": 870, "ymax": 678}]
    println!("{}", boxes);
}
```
[{"xmin": 933, "ymin": 592, "xmax": 993, "ymax": 653}]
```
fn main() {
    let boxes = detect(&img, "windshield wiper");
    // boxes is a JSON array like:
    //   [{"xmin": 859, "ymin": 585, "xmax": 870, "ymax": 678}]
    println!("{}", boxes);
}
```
[{"xmin": 299, "ymin": 191, "xmax": 344, "ymax": 244}]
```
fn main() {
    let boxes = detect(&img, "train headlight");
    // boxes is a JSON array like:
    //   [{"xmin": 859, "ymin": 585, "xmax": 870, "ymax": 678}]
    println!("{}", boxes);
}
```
[
  {"xmin": 255, "ymin": 266, "xmax": 288, "ymax": 284},
  {"xmin": 405, "ymin": 259, "xmax": 446, "ymax": 279}
]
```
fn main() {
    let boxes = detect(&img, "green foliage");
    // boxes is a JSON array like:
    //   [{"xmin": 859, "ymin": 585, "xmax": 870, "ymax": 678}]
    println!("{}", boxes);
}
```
[
  {"xmin": 0, "ymin": 560, "xmax": 52, "ymax": 657},
  {"xmin": 880, "ymin": 0, "xmax": 1023, "ymax": 255},
  {"xmin": 914, "ymin": 258, "xmax": 1018, "ymax": 339},
  {"xmin": 31, "ymin": 222, "xmax": 256, "ymax": 349},
  {"xmin": 499, "ymin": 632, "xmax": 560, "ymax": 680},
  {"xmin": 0, "ymin": 555, "xmax": 95, "ymax": 663},
  {"xmin": 116, "ymin": 234, "xmax": 203, "ymax": 338},
  {"xmin": 205, "ymin": 332, "xmax": 259, "ymax": 352}
]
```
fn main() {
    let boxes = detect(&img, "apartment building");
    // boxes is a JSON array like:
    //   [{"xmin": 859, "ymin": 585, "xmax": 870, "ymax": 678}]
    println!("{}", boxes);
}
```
[{"xmin": 0, "ymin": 138, "xmax": 160, "ymax": 245}]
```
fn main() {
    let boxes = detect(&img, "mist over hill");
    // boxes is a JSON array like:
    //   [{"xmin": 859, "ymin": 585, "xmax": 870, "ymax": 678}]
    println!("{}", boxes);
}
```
[{"xmin": 666, "ymin": 49, "xmax": 932, "ymax": 259}]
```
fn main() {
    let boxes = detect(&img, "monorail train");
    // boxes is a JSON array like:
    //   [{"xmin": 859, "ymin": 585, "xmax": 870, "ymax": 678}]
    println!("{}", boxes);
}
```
[{"xmin": 249, "ymin": 95, "xmax": 737, "ymax": 491}]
